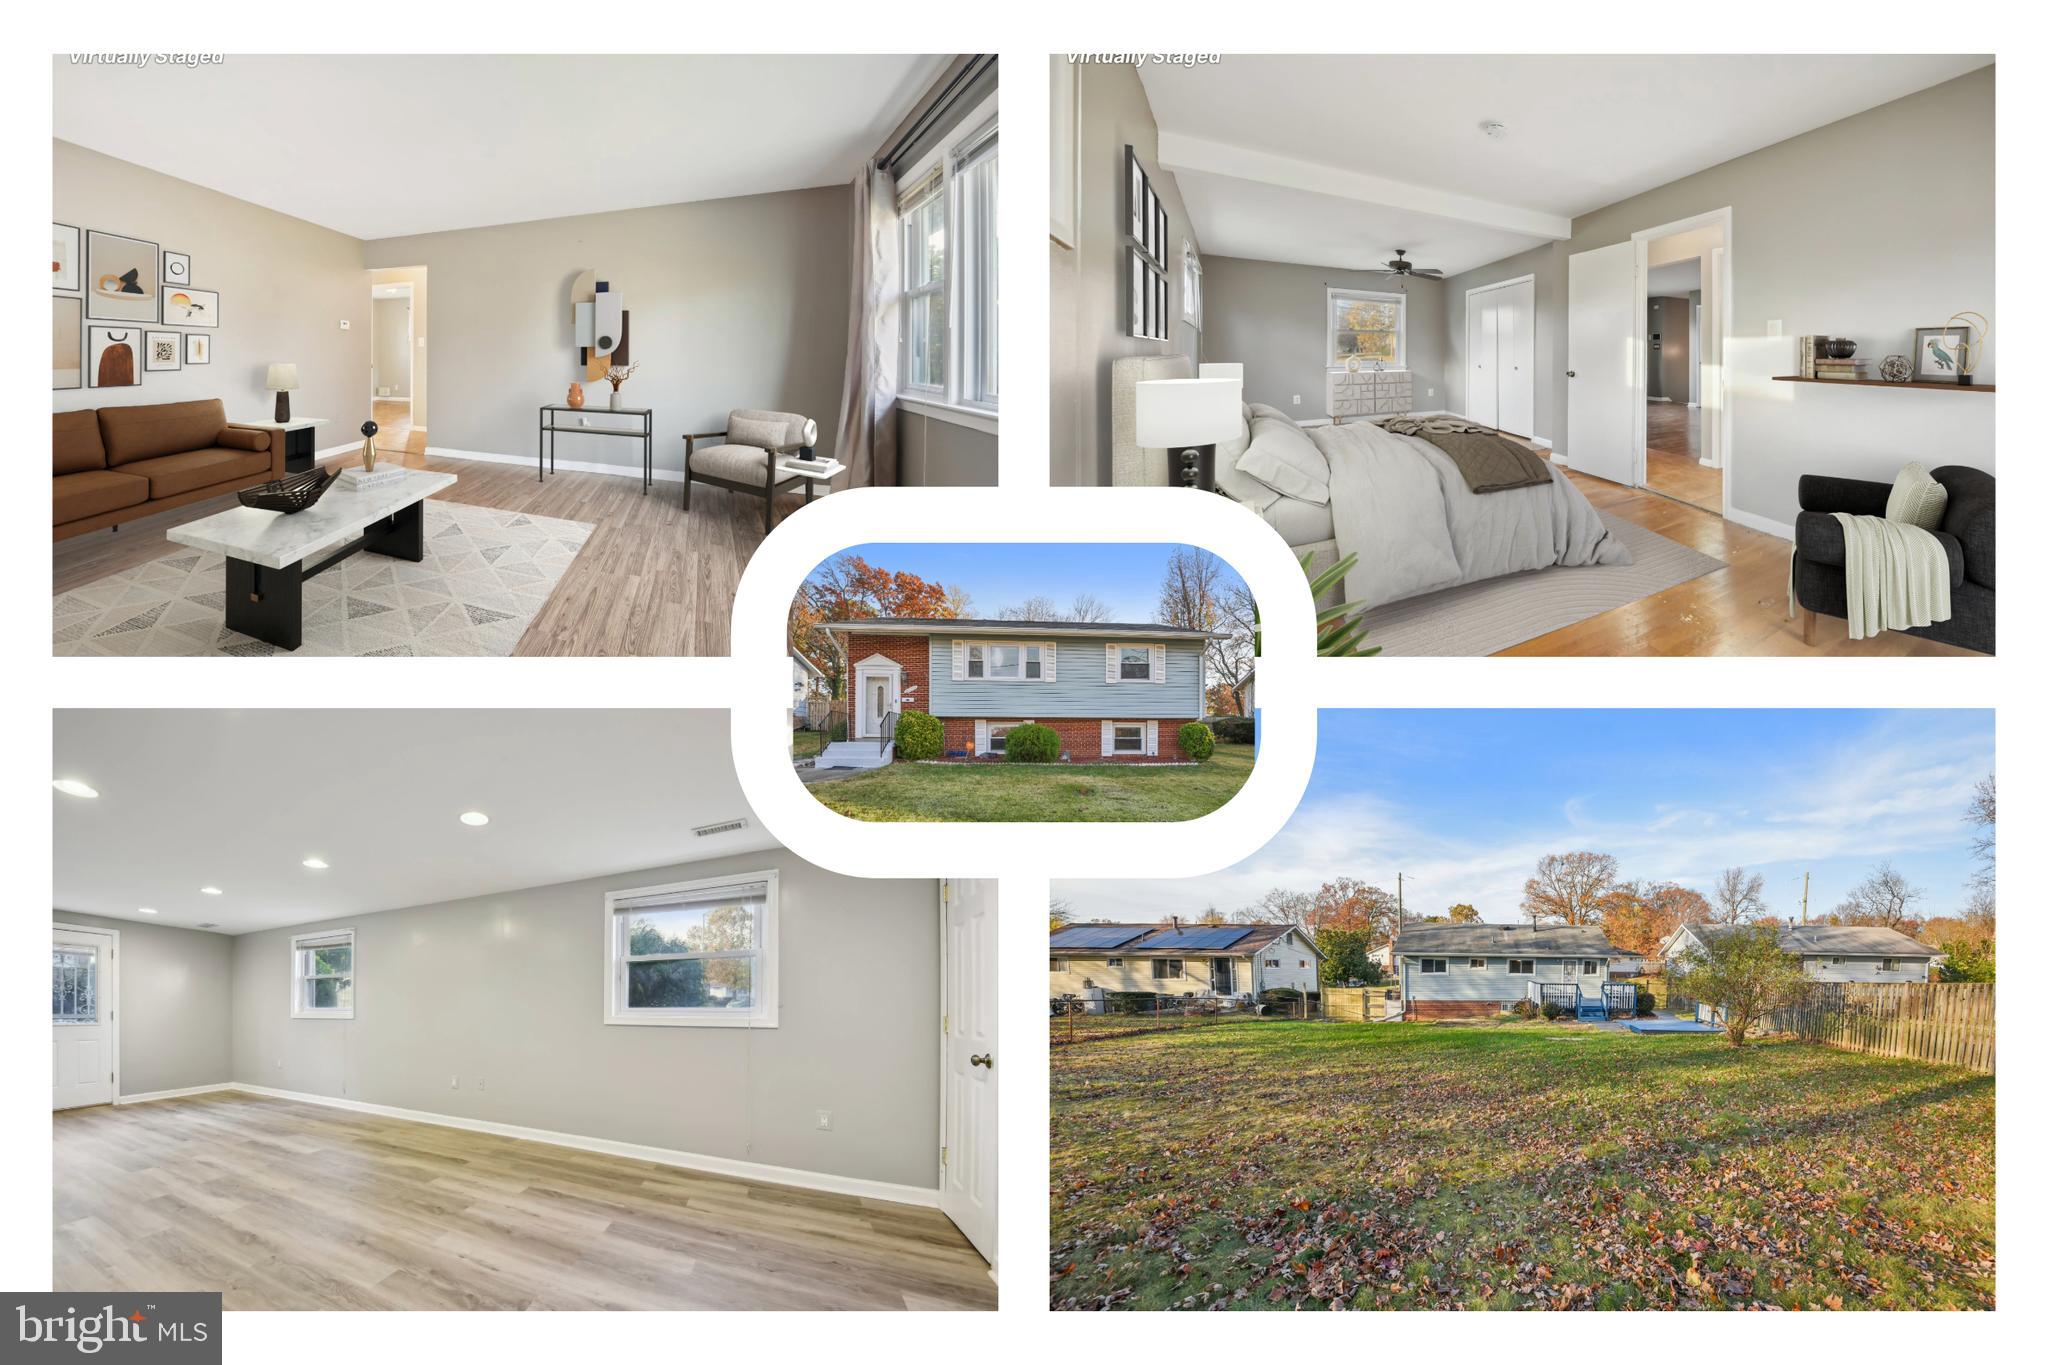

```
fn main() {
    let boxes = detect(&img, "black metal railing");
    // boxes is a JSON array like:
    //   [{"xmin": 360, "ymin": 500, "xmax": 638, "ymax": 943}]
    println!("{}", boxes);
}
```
[{"xmin": 877, "ymin": 710, "xmax": 898, "ymax": 754}]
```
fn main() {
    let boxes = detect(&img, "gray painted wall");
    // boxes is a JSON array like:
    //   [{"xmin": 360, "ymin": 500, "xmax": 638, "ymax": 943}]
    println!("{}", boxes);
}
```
[
  {"xmin": 372, "ymin": 296, "xmax": 411, "ymax": 398},
  {"xmin": 1649, "ymin": 296, "xmax": 1690, "ymax": 401},
  {"xmin": 228, "ymin": 850, "xmax": 941, "ymax": 1190},
  {"xmin": 51, "ymin": 912, "xmax": 233, "ymax": 1098},
  {"xmin": 1442, "ymin": 240, "xmax": 1567, "ymax": 444},
  {"xmin": 1050, "ymin": 58, "xmax": 1201, "ymax": 485},
  {"xmin": 362, "ymin": 187, "xmax": 852, "ymax": 475},
  {"xmin": 54, "ymin": 140, "xmax": 369, "ymax": 430},
  {"xmin": 1202, "ymin": 256, "xmax": 1446, "ymax": 419},
  {"xmin": 899, "ymin": 408, "xmax": 997, "ymax": 485},
  {"xmin": 1562, "ymin": 65, "xmax": 1994, "ymax": 528}
]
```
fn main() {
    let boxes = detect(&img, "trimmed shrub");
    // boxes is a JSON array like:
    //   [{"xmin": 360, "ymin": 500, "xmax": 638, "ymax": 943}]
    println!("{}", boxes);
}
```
[
  {"xmin": 1510, "ymin": 999, "xmax": 1538, "ymax": 1019},
  {"xmin": 1104, "ymin": 991, "xmax": 1156, "ymax": 1015},
  {"xmin": 1259, "ymin": 986, "xmax": 1303, "ymax": 1017},
  {"xmin": 1540, "ymin": 1000, "xmax": 1565, "ymax": 1021},
  {"xmin": 1634, "ymin": 987, "xmax": 1657, "ymax": 1017},
  {"xmin": 893, "ymin": 710, "xmax": 941, "ymax": 761},
  {"xmin": 1210, "ymin": 715, "xmax": 1255, "ymax": 745},
  {"xmin": 1004, "ymin": 722, "xmax": 1061, "ymax": 763},
  {"xmin": 1178, "ymin": 722, "xmax": 1216, "ymax": 761}
]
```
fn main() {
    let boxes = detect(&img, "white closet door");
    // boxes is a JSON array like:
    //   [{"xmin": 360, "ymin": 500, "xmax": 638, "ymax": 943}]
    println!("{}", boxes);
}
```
[
  {"xmin": 1497, "ymin": 278, "xmax": 1536, "ymax": 438},
  {"xmin": 1466, "ymin": 295, "xmax": 1499, "ymax": 428}
]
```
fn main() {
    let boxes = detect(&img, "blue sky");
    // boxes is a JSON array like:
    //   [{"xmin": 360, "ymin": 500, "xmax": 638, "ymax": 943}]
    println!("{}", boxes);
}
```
[
  {"xmin": 820, "ymin": 544, "xmax": 1245, "ymax": 622},
  {"xmin": 1057, "ymin": 709, "xmax": 1994, "ymax": 924}
]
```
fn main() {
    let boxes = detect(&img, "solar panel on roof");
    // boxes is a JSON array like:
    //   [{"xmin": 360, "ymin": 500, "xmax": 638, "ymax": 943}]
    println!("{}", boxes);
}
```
[
  {"xmin": 1144, "ymin": 926, "xmax": 1251, "ymax": 950},
  {"xmin": 1050, "ymin": 924, "xmax": 1151, "ymax": 949}
]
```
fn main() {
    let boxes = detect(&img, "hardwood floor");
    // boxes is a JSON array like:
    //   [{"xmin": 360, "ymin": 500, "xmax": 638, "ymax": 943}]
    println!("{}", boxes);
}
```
[
  {"xmin": 53, "ymin": 1091, "xmax": 995, "ymax": 1311},
  {"xmin": 52, "ymin": 442, "xmax": 800, "ymax": 656},
  {"xmin": 1501, "ymin": 464, "xmax": 1972, "ymax": 656},
  {"xmin": 1644, "ymin": 402, "xmax": 1721, "ymax": 514}
]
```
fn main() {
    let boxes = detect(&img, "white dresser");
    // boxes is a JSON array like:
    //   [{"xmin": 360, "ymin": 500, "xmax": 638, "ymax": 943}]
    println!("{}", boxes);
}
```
[{"xmin": 1327, "ymin": 368, "xmax": 1414, "ymax": 421}]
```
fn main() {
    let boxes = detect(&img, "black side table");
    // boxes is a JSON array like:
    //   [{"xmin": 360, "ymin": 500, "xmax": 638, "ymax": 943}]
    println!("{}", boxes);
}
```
[{"xmin": 537, "ymin": 405, "xmax": 653, "ymax": 492}]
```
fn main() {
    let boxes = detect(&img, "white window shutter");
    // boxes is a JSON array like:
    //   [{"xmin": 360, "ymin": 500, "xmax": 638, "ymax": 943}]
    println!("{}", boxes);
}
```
[
  {"xmin": 952, "ymin": 640, "xmax": 965, "ymax": 681},
  {"xmin": 974, "ymin": 719, "xmax": 988, "ymax": 754},
  {"xmin": 1100, "ymin": 720, "xmax": 1113, "ymax": 755},
  {"xmin": 1104, "ymin": 642, "xmax": 1118, "ymax": 683},
  {"xmin": 1043, "ymin": 641, "xmax": 1056, "ymax": 682},
  {"xmin": 1150, "ymin": 644, "xmax": 1165, "ymax": 683},
  {"xmin": 1146, "ymin": 720, "xmax": 1159, "ymax": 756}
]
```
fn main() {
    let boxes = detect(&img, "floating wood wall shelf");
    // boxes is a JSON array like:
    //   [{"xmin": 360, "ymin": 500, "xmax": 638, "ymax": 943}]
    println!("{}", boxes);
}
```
[{"xmin": 1772, "ymin": 376, "xmax": 1995, "ymax": 393}]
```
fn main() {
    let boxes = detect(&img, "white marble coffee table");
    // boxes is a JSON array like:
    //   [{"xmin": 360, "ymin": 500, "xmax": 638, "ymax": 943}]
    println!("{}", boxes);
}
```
[{"xmin": 167, "ymin": 470, "xmax": 457, "ymax": 650}]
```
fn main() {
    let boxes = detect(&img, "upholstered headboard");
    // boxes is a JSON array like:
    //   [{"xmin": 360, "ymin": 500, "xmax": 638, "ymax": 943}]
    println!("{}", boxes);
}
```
[{"xmin": 1109, "ymin": 353, "xmax": 1196, "ymax": 485}]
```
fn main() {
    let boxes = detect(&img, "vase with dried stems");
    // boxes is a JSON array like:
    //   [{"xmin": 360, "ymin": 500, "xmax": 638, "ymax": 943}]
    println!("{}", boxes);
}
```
[
  {"xmin": 603, "ymin": 363, "xmax": 640, "ymax": 411},
  {"xmin": 1946, "ymin": 311, "xmax": 1990, "ymax": 386}
]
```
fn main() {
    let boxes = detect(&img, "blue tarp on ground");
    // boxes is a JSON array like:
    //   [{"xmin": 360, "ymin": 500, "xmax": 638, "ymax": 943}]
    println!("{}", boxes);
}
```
[{"xmin": 1627, "ymin": 1019, "xmax": 1721, "ymax": 1034}]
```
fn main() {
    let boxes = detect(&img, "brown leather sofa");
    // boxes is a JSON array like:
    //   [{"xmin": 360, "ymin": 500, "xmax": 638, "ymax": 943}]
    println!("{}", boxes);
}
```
[{"xmin": 55, "ymin": 399, "xmax": 282, "ymax": 541}]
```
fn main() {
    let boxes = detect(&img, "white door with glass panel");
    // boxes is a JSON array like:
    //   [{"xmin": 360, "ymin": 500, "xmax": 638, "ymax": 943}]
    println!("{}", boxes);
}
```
[
  {"xmin": 941, "ymin": 879, "xmax": 997, "ymax": 1269},
  {"xmin": 53, "ymin": 926, "xmax": 117, "ymax": 1110}
]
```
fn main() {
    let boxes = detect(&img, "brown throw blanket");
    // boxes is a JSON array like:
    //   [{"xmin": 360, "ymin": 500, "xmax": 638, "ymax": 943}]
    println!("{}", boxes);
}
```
[{"xmin": 1380, "ymin": 417, "xmax": 1553, "ymax": 494}]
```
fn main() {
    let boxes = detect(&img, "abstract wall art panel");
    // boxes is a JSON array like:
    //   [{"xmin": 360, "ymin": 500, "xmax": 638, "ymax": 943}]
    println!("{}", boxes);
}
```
[
  {"xmin": 88, "ymin": 325, "xmax": 141, "ymax": 387},
  {"xmin": 86, "ymin": 230, "xmax": 159, "ymax": 322},
  {"xmin": 162, "ymin": 251, "xmax": 191, "ymax": 285},
  {"xmin": 144, "ymin": 330, "xmax": 181, "ymax": 372},
  {"xmin": 184, "ymin": 332, "xmax": 210, "ymax": 364},
  {"xmin": 160, "ymin": 286, "xmax": 219, "ymax": 328},
  {"xmin": 54, "ymin": 223, "xmax": 80, "ymax": 292}
]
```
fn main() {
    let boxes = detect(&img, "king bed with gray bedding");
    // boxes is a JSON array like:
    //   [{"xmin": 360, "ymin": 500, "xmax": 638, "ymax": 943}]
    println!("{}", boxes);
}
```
[{"xmin": 1110, "ymin": 354, "xmax": 1630, "ymax": 610}]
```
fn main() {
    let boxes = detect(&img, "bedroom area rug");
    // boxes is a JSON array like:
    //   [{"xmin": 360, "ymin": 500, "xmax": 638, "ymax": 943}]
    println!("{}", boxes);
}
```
[
  {"xmin": 1357, "ymin": 511, "xmax": 1726, "ymax": 656},
  {"xmin": 53, "ymin": 501, "xmax": 593, "ymax": 657}
]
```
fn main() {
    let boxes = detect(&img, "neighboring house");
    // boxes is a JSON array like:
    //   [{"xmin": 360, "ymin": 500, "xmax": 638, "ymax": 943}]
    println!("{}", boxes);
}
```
[
  {"xmin": 1661, "ymin": 923, "xmax": 1940, "ymax": 983},
  {"xmin": 790, "ymin": 650, "xmax": 827, "ymax": 720},
  {"xmin": 820, "ymin": 617, "xmax": 1221, "ymax": 761},
  {"xmin": 1395, "ymin": 923, "xmax": 1618, "ymax": 1020},
  {"xmin": 1368, "ymin": 942, "xmax": 1395, "ymax": 975},
  {"xmin": 1049, "ymin": 920, "xmax": 1323, "ymax": 1004}
]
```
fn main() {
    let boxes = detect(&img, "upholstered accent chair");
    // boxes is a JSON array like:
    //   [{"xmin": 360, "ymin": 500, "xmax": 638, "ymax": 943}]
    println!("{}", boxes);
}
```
[
  {"xmin": 1791, "ymin": 465, "xmax": 1994, "ymax": 654},
  {"xmin": 682, "ymin": 409, "xmax": 819, "ymax": 531}
]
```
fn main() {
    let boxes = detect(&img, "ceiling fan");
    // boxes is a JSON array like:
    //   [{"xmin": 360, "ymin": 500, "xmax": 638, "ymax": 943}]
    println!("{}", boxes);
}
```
[{"xmin": 1376, "ymin": 249, "xmax": 1444, "ymax": 281}]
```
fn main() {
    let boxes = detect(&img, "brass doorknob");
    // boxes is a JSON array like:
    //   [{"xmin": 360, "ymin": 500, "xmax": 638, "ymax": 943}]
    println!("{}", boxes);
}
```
[{"xmin": 970, "ymin": 1053, "xmax": 993, "ymax": 1069}]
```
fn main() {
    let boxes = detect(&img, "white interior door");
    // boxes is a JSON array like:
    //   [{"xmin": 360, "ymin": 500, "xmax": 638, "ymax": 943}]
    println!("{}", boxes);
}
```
[
  {"xmin": 53, "ymin": 926, "xmax": 117, "ymax": 1110},
  {"xmin": 941, "ymin": 878, "xmax": 997, "ymax": 1270},
  {"xmin": 1497, "ymin": 279, "xmax": 1536, "ymax": 438},
  {"xmin": 1565, "ymin": 241, "xmax": 1637, "ymax": 485},
  {"xmin": 1466, "ymin": 295, "xmax": 1498, "ymax": 428}
]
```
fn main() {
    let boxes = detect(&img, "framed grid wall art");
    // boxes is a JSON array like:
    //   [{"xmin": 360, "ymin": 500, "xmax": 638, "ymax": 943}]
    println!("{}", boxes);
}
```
[{"xmin": 1124, "ymin": 145, "xmax": 1169, "ymax": 341}]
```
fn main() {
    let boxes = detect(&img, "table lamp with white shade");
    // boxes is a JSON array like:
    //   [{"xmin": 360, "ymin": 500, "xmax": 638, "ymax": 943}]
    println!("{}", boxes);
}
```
[
  {"xmin": 265, "ymin": 363, "xmax": 299, "ymax": 423},
  {"xmin": 1135, "ymin": 376, "xmax": 1240, "ymax": 490}
]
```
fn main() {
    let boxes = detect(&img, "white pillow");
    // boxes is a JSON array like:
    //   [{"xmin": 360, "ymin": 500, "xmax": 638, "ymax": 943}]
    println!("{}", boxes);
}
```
[
  {"xmin": 1235, "ymin": 411, "xmax": 1331, "ymax": 505},
  {"xmin": 1885, "ymin": 462, "xmax": 1948, "ymax": 530}
]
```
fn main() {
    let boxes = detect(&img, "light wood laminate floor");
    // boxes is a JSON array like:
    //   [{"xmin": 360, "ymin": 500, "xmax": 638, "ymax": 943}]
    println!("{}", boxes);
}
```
[
  {"xmin": 1643, "ymin": 402, "xmax": 1721, "ymax": 514},
  {"xmin": 52, "ymin": 442, "xmax": 801, "ymax": 656},
  {"xmin": 54, "ymin": 1092, "xmax": 994, "ymax": 1311}
]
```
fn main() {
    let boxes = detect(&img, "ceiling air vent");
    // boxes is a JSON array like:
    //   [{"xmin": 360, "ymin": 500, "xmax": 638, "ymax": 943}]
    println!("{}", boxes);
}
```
[{"xmin": 693, "ymin": 817, "xmax": 748, "ymax": 838}]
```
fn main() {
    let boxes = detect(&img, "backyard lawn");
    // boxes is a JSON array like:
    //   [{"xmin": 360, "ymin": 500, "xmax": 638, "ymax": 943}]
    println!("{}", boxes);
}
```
[
  {"xmin": 809, "ymin": 740, "xmax": 1253, "ymax": 822},
  {"xmin": 1051, "ymin": 1018, "xmax": 1994, "ymax": 1310}
]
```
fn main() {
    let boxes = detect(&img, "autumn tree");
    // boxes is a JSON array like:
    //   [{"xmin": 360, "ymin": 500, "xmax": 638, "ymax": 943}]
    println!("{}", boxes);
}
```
[
  {"xmin": 1966, "ymin": 774, "xmax": 1995, "ymax": 915},
  {"xmin": 1158, "ymin": 547, "xmax": 1253, "ymax": 718},
  {"xmin": 1670, "ymin": 923, "xmax": 1810, "ymax": 1047},
  {"xmin": 1710, "ymin": 867, "xmax": 1768, "ymax": 924},
  {"xmin": 1307, "ymin": 878, "xmax": 1400, "ymax": 947},
  {"xmin": 1834, "ymin": 860, "xmax": 1926, "ymax": 931},
  {"xmin": 789, "ymin": 554, "xmax": 966, "ymax": 698},
  {"xmin": 1316, "ymin": 929, "xmax": 1386, "ymax": 987},
  {"xmin": 1049, "ymin": 897, "xmax": 1074, "ymax": 934},
  {"xmin": 1197, "ymin": 904, "xmax": 1227, "ymax": 926},
  {"xmin": 1521, "ymin": 852, "xmax": 1618, "ymax": 926},
  {"xmin": 1446, "ymin": 903, "xmax": 1480, "ymax": 924}
]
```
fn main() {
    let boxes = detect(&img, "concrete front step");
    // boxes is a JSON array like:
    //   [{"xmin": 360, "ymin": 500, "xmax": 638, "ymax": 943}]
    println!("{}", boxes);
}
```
[{"xmin": 814, "ymin": 741, "xmax": 893, "ymax": 771}]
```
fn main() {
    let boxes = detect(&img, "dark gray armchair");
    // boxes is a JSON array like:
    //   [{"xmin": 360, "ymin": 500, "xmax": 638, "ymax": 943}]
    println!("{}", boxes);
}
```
[{"xmin": 1791, "ymin": 465, "xmax": 1993, "ymax": 654}]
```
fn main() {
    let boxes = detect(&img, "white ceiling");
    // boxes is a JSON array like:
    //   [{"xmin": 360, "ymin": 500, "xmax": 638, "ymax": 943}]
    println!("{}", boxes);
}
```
[
  {"xmin": 54, "ymin": 55, "xmax": 951, "ymax": 240},
  {"xmin": 53, "ymin": 710, "xmax": 773, "ymax": 934},
  {"xmin": 1143, "ymin": 55, "xmax": 1990, "ymax": 274}
]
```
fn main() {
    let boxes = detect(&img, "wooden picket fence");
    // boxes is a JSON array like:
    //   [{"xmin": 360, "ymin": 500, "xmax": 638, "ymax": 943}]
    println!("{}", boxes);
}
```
[
  {"xmin": 1324, "ymin": 986, "xmax": 1400, "ymax": 1022},
  {"xmin": 1765, "ymin": 982, "xmax": 1994, "ymax": 1074}
]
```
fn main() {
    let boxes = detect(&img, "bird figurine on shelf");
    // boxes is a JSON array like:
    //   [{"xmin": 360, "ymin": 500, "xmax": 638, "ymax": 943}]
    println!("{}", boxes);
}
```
[{"xmin": 360, "ymin": 419, "xmax": 380, "ymax": 472}]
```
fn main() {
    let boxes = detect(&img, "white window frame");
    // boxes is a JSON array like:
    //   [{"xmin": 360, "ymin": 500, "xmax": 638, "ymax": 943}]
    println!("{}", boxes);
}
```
[
  {"xmin": 1265, "ymin": 957, "xmax": 1279, "ymax": 968},
  {"xmin": 1507, "ymin": 958, "xmax": 1534, "ymax": 976},
  {"xmin": 986, "ymin": 721, "xmax": 1022, "ymax": 754},
  {"xmin": 289, "ymin": 929, "xmax": 356, "ymax": 1020},
  {"xmin": 1105, "ymin": 956, "xmax": 1123, "ymax": 967},
  {"xmin": 1418, "ymin": 958, "xmax": 1447, "ymax": 974},
  {"xmin": 1181, "ymin": 240, "xmax": 1202, "ymax": 326},
  {"xmin": 1467, "ymin": 958, "xmax": 1486, "ymax": 970},
  {"xmin": 1583, "ymin": 960, "xmax": 1600, "ymax": 975},
  {"xmin": 1151, "ymin": 958, "xmax": 1184, "ymax": 980},
  {"xmin": 1111, "ymin": 723, "xmax": 1145, "ymax": 755},
  {"xmin": 1327, "ymin": 287, "xmax": 1406, "ymax": 370},
  {"xmin": 1119, "ymin": 646, "xmax": 1151, "ymax": 681},
  {"xmin": 1051, "ymin": 957, "xmax": 1070, "ymax": 972},
  {"xmin": 603, "ymin": 870, "xmax": 779, "ymax": 1029},
  {"xmin": 1882, "ymin": 957, "xmax": 1900, "ymax": 972},
  {"xmin": 896, "ymin": 93, "xmax": 999, "ymax": 420},
  {"xmin": 967, "ymin": 642, "xmax": 1043, "ymax": 682}
]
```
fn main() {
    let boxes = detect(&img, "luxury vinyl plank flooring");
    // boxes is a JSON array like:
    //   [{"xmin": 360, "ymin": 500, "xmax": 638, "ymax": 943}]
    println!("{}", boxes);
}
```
[{"xmin": 53, "ymin": 1091, "xmax": 994, "ymax": 1311}]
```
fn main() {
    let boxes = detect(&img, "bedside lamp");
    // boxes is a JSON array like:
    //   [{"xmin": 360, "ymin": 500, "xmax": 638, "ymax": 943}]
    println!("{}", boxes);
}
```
[
  {"xmin": 265, "ymin": 363, "xmax": 299, "ymax": 423},
  {"xmin": 1135, "ymin": 377, "xmax": 1240, "ymax": 490}
]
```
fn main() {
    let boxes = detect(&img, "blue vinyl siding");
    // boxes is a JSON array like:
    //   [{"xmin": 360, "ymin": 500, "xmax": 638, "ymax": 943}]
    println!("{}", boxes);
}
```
[{"xmin": 925, "ymin": 636, "xmax": 1205, "ymax": 718}]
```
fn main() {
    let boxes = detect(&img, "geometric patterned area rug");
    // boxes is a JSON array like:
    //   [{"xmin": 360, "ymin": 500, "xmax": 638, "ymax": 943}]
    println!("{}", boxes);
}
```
[{"xmin": 54, "ymin": 500, "xmax": 593, "ymax": 657}]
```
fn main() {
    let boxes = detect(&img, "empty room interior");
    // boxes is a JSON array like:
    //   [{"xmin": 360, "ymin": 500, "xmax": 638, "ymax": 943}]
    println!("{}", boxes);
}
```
[
  {"xmin": 50, "ymin": 709, "xmax": 997, "ymax": 1310},
  {"xmin": 53, "ymin": 54, "xmax": 998, "ymax": 658},
  {"xmin": 1050, "ymin": 55, "xmax": 1994, "ymax": 656}
]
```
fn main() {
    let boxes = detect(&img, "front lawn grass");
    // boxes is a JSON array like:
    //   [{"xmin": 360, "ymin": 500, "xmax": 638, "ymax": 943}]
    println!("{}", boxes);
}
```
[
  {"xmin": 1050, "ymin": 1018, "xmax": 1994, "ymax": 1310},
  {"xmin": 809, "ymin": 740, "xmax": 1253, "ymax": 822},
  {"xmin": 790, "ymin": 728, "xmax": 828, "ymax": 760}
]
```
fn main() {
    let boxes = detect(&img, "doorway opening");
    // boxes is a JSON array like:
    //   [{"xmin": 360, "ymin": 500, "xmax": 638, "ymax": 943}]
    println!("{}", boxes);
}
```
[
  {"xmin": 368, "ymin": 267, "xmax": 427, "ymax": 462},
  {"xmin": 53, "ymin": 923, "xmax": 119, "ymax": 1110},
  {"xmin": 1636, "ymin": 215, "xmax": 1728, "ymax": 515}
]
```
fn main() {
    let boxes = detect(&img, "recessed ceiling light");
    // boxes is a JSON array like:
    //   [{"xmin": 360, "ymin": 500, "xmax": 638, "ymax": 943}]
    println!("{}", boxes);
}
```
[
  {"xmin": 137, "ymin": 907, "xmax": 158, "ymax": 915},
  {"xmin": 200, "ymin": 886, "xmax": 222, "ymax": 895},
  {"xmin": 52, "ymin": 779, "xmax": 99, "ymax": 798},
  {"xmin": 302, "ymin": 857, "xmax": 329, "ymax": 869},
  {"xmin": 459, "ymin": 811, "xmax": 489, "ymax": 826}
]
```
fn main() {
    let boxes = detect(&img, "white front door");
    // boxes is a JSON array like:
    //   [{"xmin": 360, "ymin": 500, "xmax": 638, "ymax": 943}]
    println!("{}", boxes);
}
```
[
  {"xmin": 864, "ymin": 676, "xmax": 891, "ymax": 736},
  {"xmin": 1565, "ymin": 241, "xmax": 1637, "ymax": 485},
  {"xmin": 941, "ymin": 879, "xmax": 997, "ymax": 1270},
  {"xmin": 53, "ymin": 926, "xmax": 117, "ymax": 1110}
]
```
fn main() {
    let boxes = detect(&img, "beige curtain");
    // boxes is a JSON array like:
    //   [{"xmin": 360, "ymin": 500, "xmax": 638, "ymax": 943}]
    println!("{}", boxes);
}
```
[{"xmin": 833, "ymin": 162, "xmax": 900, "ymax": 487}]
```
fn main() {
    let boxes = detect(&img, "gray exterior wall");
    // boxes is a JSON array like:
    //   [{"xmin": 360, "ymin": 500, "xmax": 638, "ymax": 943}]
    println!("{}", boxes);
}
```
[
  {"xmin": 1801, "ymin": 954, "xmax": 1933, "ymax": 984},
  {"xmin": 1050, "ymin": 57, "xmax": 1201, "ymax": 485},
  {"xmin": 363, "ymin": 186, "xmax": 851, "ymax": 475},
  {"xmin": 1401, "ymin": 954, "xmax": 1609, "ymax": 1002},
  {"xmin": 229, "ymin": 851, "xmax": 941, "ymax": 1191},
  {"xmin": 1201, "ymin": 255, "xmax": 1446, "ymax": 420},
  {"xmin": 52, "ymin": 912, "xmax": 233, "ymax": 1098},
  {"xmin": 925, "ymin": 635, "xmax": 1206, "ymax": 718},
  {"xmin": 1442, "ymin": 241, "xmax": 1568, "ymax": 443}
]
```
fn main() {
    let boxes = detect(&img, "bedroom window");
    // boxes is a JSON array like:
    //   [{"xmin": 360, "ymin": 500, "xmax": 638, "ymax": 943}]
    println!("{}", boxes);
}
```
[
  {"xmin": 1418, "ymin": 958, "xmax": 1447, "ymax": 974},
  {"xmin": 1119, "ymin": 647, "xmax": 1151, "ymax": 680},
  {"xmin": 290, "ymin": 930, "xmax": 355, "ymax": 1019},
  {"xmin": 605, "ymin": 872, "xmax": 778, "ymax": 1028},
  {"xmin": 1507, "ymin": 959, "xmax": 1534, "ymax": 975},
  {"xmin": 1181, "ymin": 241, "xmax": 1202, "ymax": 325},
  {"xmin": 1112, "ymin": 724, "xmax": 1144, "ymax": 754},
  {"xmin": 1328, "ymin": 288, "xmax": 1404, "ymax": 369},
  {"xmin": 967, "ymin": 643, "xmax": 1040, "ymax": 681},
  {"xmin": 1152, "ymin": 958, "xmax": 1184, "ymax": 979},
  {"xmin": 897, "ymin": 98, "xmax": 998, "ymax": 415}
]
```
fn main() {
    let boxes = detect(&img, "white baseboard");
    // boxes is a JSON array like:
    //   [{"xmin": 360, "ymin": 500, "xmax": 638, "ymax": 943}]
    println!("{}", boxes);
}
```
[
  {"xmin": 115, "ymin": 1082, "xmax": 235, "ymax": 1106},
  {"xmin": 428, "ymin": 444, "xmax": 685, "ymax": 485},
  {"xmin": 313, "ymin": 441, "xmax": 356, "ymax": 460},
  {"xmin": 1722, "ymin": 505, "xmax": 1794, "ymax": 542},
  {"xmin": 221, "ymin": 1082, "xmax": 939, "ymax": 1208},
  {"xmin": 1529, "ymin": 436, "xmax": 1554, "ymax": 451}
]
